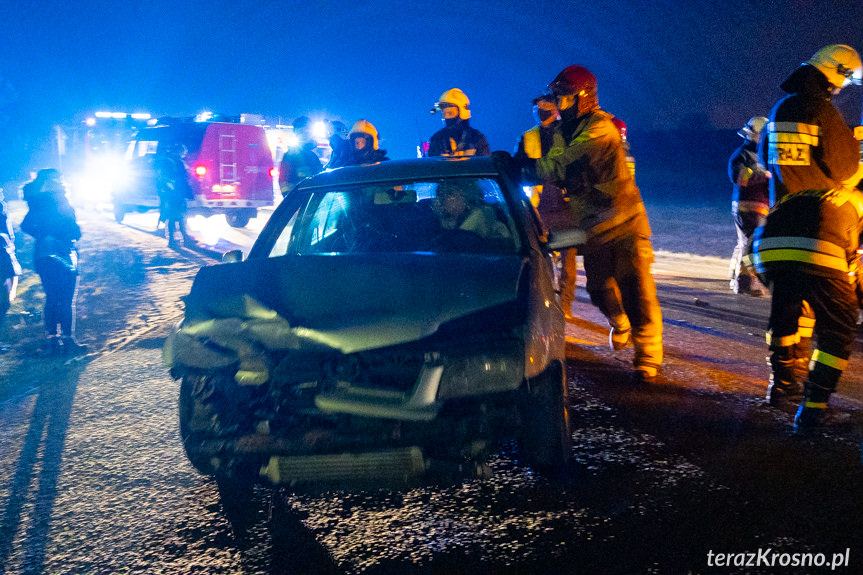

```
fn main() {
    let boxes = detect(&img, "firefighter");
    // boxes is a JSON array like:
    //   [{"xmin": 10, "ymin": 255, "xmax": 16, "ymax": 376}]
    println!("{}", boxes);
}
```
[
  {"xmin": 536, "ymin": 65, "xmax": 663, "ymax": 383},
  {"xmin": 328, "ymin": 120, "xmax": 389, "ymax": 167},
  {"xmin": 749, "ymin": 45, "xmax": 863, "ymax": 431},
  {"xmin": 611, "ymin": 117, "xmax": 636, "ymax": 178},
  {"xmin": 728, "ymin": 116, "xmax": 771, "ymax": 297},
  {"xmin": 514, "ymin": 95, "xmax": 576, "ymax": 319},
  {"xmin": 278, "ymin": 116, "xmax": 323, "ymax": 197},
  {"xmin": 428, "ymin": 89, "xmax": 491, "ymax": 157}
]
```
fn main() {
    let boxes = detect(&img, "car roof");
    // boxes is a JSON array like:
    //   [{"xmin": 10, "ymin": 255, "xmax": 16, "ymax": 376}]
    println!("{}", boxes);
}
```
[{"xmin": 296, "ymin": 157, "xmax": 505, "ymax": 189}]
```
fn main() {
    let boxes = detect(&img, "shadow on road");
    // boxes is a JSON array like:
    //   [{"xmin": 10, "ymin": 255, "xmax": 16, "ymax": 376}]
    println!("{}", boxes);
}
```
[{"xmin": 0, "ymin": 358, "xmax": 88, "ymax": 573}]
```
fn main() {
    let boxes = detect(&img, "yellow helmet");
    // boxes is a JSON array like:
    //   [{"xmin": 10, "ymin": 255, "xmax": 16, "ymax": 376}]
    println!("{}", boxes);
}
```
[
  {"xmin": 349, "ymin": 119, "xmax": 379, "ymax": 149},
  {"xmin": 807, "ymin": 44, "xmax": 863, "ymax": 89},
  {"xmin": 436, "ymin": 88, "xmax": 471, "ymax": 120}
]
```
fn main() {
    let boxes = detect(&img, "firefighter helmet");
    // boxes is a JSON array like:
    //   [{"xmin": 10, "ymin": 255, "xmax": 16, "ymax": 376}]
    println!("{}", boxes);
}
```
[
  {"xmin": 549, "ymin": 66, "xmax": 597, "ymax": 98},
  {"xmin": 737, "ymin": 116, "xmax": 768, "ymax": 141},
  {"xmin": 349, "ymin": 119, "xmax": 379, "ymax": 149},
  {"xmin": 807, "ymin": 44, "xmax": 863, "ymax": 89},
  {"xmin": 436, "ymin": 88, "xmax": 471, "ymax": 120},
  {"xmin": 549, "ymin": 66, "xmax": 599, "ymax": 116}
]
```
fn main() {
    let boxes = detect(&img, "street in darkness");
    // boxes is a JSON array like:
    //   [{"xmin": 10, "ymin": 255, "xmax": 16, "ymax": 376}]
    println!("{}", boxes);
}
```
[{"xmin": 0, "ymin": 205, "xmax": 861, "ymax": 574}]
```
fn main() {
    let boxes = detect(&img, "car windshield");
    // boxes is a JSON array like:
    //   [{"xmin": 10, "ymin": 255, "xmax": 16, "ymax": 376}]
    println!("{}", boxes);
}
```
[{"xmin": 268, "ymin": 177, "xmax": 521, "ymax": 256}]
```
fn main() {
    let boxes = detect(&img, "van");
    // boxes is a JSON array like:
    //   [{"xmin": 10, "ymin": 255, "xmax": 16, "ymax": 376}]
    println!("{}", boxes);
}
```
[{"xmin": 113, "ymin": 118, "xmax": 275, "ymax": 228}]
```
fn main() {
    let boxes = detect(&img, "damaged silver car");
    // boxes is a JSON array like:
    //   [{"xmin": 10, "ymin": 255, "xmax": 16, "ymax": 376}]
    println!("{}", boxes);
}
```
[{"xmin": 164, "ymin": 155, "xmax": 575, "ymax": 489}]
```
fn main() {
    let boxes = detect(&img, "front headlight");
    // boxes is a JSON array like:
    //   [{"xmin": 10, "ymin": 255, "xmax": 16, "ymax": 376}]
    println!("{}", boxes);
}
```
[{"xmin": 436, "ymin": 341, "xmax": 523, "ymax": 399}]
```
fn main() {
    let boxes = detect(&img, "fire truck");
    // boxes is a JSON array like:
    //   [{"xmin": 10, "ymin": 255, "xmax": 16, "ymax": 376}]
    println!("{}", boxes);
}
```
[{"xmin": 112, "ymin": 114, "xmax": 276, "ymax": 228}]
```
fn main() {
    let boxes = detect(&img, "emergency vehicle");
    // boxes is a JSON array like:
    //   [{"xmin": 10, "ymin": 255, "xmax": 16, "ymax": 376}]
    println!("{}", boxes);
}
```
[
  {"xmin": 113, "ymin": 114, "xmax": 275, "ymax": 228},
  {"xmin": 61, "ymin": 111, "xmax": 155, "ymax": 206}
]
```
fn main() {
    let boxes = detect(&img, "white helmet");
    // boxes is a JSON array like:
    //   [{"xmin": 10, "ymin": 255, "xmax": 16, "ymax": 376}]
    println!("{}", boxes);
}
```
[
  {"xmin": 738, "ymin": 116, "xmax": 769, "ymax": 141},
  {"xmin": 807, "ymin": 44, "xmax": 863, "ymax": 89}
]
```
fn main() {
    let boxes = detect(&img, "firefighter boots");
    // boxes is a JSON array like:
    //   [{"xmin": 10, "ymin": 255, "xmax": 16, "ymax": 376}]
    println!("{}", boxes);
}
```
[{"xmin": 766, "ymin": 347, "xmax": 802, "ymax": 405}]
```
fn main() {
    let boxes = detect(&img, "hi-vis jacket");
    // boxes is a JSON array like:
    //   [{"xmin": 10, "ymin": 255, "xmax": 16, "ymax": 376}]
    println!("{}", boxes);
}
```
[
  {"xmin": 535, "ymin": 108, "xmax": 650, "ymax": 246},
  {"xmin": 428, "ymin": 122, "xmax": 490, "ymax": 157},
  {"xmin": 749, "ymin": 64, "xmax": 863, "ymax": 280}
]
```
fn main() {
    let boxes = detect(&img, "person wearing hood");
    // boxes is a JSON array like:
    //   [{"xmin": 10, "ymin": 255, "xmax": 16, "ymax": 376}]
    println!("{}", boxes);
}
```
[
  {"xmin": 20, "ymin": 169, "xmax": 86, "ymax": 356},
  {"xmin": 428, "ymin": 89, "xmax": 490, "ymax": 157},
  {"xmin": 728, "ymin": 116, "xmax": 771, "ymax": 297},
  {"xmin": 747, "ymin": 45, "xmax": 863, "ymax": 431},
  {"xmin": 329, "ymin": 120, "xmax": 389, "ymax": 167},
  {"xmin": 535, "ymin": 65, "xmax": 663, "ymax": 384}
]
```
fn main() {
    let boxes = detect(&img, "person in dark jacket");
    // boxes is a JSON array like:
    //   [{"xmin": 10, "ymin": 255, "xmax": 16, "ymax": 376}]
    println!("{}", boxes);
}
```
[
  {"xmin": 748, "ymin": 45, "xmax": 863, "ymax": 430},
  {"xmin": 536, "ymin": 65, "xmax": 663, "ymax": 383},
  {"xmin": 728, "ymin": 116, "xmax": 771, "ymax": 296},
  {"xmin": 0, "ymin": 188, "xmax": 21, "ymax": 353},
  {"xmin": 155, "ymin": 144, "xmax": 192, "ymax": 247},
  {"xmin": 20, "ymin": 169, "xmax": 86, "ymax": 355},
  {"xmin": 328, "ymin": 120, "xmax": 389, "ymax": 167},
  {"xmin": 428, "ymin": 89, "xmax": 490, "ymax": 157},
  {"xmin": 279, "ymin": 116, "xmax": 323, "ymax": 197},
  {"xmin": 325, "ymin": 120, "xmax": 350, "ymax": 169}
]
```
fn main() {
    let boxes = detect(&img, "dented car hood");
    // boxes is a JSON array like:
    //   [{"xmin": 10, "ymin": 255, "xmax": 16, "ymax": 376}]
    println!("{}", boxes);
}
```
[{"xmin": 182, "ymin": 253, "xmax": 525, "ymax": 355}]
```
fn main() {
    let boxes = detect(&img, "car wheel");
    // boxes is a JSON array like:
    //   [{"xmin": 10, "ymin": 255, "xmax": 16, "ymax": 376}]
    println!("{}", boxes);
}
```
[
  {"xmin": 519, "ymin": 362, "xmax": 572, "ymax": 472},
  {"xmin": 113, "ymin": 204, "xmax": 127, "ymax": 223},
  {"xmin": 226, "ymin": 211, "xmax": 253, "ymax": 228},
  {"xmin": 179, "ymin": 374, "xmax": 218, "ymax": 475}
]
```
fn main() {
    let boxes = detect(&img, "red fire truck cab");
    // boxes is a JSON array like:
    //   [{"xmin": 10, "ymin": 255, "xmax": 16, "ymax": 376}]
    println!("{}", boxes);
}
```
[{"xmin": 113, "ymin": 117, "xmax": 275, "ymax": 228}]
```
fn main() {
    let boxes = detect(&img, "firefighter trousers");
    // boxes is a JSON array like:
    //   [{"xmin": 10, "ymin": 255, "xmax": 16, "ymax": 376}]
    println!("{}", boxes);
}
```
[
  {"xmin": 582, "ymin": 234, "xmax": 663, "ymax": 371},
  {"xmin": 767, "ymin": 271, "xmax": 857, "ymax": 394}
]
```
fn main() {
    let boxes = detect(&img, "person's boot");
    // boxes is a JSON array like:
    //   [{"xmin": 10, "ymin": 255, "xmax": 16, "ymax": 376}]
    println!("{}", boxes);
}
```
[
  {"xmin": 766, "ymin": 346, "xmax": 801, "ymax": 406},
  {"xmin": 793, "ymin": 381, "xmax": 848, "ymax": 434},
  {"xmin": 61, "ymin": 336, "xmax": 88, "ymax": 356}
]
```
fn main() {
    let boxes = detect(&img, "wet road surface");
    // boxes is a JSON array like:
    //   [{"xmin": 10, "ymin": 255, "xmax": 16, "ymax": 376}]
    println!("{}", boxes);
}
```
[{"xmin": 0, "ymin": 208, "xmax": 862, "ymax": 574}]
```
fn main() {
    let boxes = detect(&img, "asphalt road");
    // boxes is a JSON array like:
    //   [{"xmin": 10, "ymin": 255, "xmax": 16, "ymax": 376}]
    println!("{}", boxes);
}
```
[{"xmin": 0, "ymin": 207, "xmax": 861, "ymax": 574}]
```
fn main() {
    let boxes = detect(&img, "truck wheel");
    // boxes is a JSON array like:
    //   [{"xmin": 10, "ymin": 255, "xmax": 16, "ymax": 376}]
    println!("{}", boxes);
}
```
[
  {"xmin": 226, "ymin": 210, "xmax": 254, "ymax": 228},
  {"xmin": 113, "ymin": 204, "xmax": 128, "ymax": 223},
  {"xmin": 519, "ymin": 362, "xmax": 572, "ymax": 473}
]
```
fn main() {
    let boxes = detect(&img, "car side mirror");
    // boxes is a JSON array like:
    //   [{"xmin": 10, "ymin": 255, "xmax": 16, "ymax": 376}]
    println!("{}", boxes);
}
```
[
  {"xmin": 222, "ymin": 249, "xmax": 244, "ymax": 263},
  {"xmin": 545, "ymin": 229, "xmax": 586, "ymax": 251}
]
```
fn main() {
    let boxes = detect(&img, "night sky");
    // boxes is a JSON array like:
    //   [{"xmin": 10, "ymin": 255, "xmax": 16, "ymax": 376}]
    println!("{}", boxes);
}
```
[{"xmin": 1, "ymin": 0, "xmax": 862, "ymax": 181}]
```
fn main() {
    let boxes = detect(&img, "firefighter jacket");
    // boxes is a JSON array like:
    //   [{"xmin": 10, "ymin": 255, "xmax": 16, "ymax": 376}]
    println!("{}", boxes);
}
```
[
  {"xmin": 279, "ymin": 143, "xmax": 323, "ymax": 196},
  {"xmin": 729, "ymin": 140, "xmax": 769, "ymax": 221},
  {"xmin": 750, "ymin": 64, "xmax": 863, "ymax": 281},
  {"xmin": 428, "ymin": 121, "xmax": 490, "ymax": 157},
  {"xmin": 535, "ymin": 107, "xmax": 651, "ymax": 246}
]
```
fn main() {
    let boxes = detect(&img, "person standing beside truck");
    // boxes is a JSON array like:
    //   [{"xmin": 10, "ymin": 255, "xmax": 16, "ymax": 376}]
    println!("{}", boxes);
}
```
[
  {"xmin": 279, "ymin": 116, "xmax": 323, "ymax": 197},
  {"xmin": 155, "ymin": 144, "xmax": 192, "ymax": 248}
]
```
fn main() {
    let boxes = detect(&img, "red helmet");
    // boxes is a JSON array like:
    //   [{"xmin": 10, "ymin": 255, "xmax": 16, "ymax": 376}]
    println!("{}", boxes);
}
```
[
  {"xmin": 549, "ymin": 65, "xmax": 597, "ymax": 97},
  {"xmin": 611, "ymin": 117, "xmax": 627, "ymax": 141}
]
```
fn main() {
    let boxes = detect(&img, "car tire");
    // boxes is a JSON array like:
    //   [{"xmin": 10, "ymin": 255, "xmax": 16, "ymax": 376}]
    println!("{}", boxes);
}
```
[
  {"xmin": 179, "ymin": 374, "xmax": 218, "ymax": 475},
  {"xmin": 519, "ymin": 362, "xmax": 572, "ymax": 472},
  {"xmin": 226, "ymin": 210, "xmax": 254, "ymax": 228}
]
